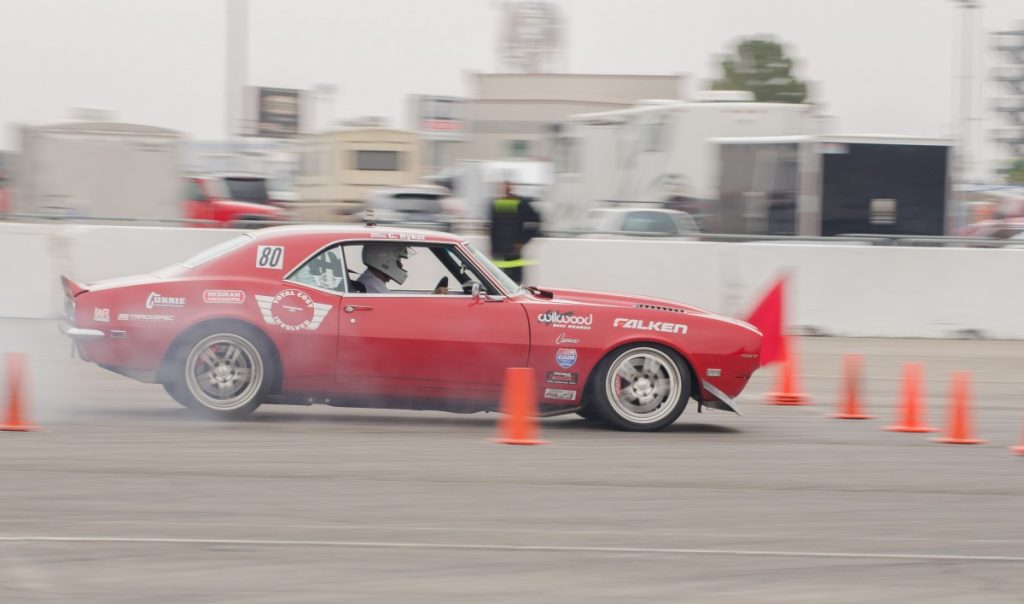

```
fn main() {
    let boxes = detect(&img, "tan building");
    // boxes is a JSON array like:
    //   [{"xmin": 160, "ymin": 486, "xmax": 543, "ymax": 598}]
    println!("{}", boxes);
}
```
[
  {"xmin": 459, "ymin": 73, "xmax": 685, "ymax": 161},
  {"xmin": 294, "ymin": 128, "xmax": 422, "ymax": 221}
]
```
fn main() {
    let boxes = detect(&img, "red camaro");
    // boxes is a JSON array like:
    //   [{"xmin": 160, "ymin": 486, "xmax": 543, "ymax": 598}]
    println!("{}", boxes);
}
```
[{"xmin": 59, "ymin": 225, "xmax": 762, "ymax": 431}]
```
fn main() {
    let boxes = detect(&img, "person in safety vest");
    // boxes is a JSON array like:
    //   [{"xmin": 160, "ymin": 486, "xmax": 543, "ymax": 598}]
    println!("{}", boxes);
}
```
[{"xmin": 488, "ymin": 181, "xmax": 541, "ymax": 283}]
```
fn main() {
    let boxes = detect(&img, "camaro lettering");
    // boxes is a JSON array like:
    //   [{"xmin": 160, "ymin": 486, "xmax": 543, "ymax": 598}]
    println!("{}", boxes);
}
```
[
  {"xmin": 555, "ymin": 333, "xmax": 580, "ymax": 345},
  {"xmin": 613, "ymin": 318, "xmax": 688, "ymax": 334},
  {"xmin": 537, "ymin": 310, "xmax": 593, "ymax": 330},
  {"xmin": 146, "ymin": 292, "xmax": 185, "ymax": 309}
]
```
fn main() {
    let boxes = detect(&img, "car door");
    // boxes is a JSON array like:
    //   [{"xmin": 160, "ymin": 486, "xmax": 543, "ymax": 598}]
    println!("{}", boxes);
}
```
[{"xmin": 333, "ymin": 242, "xmax": 530, "ymax": 400}]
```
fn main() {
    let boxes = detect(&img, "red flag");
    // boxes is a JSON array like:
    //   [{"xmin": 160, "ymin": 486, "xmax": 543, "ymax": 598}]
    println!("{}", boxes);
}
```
[{"xmin": 745, "ymin": 277, "xmax": 786, "ymax": 366}]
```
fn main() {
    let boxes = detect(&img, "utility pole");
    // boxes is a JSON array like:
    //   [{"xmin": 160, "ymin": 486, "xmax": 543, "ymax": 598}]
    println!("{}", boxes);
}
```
[
  {"xmin": 953, "ymin": 0, "xmax": 980, "ymax": 183},
  {"xmin": 225, "ymin": 0, "xmax": 248, "ymax": 139}
]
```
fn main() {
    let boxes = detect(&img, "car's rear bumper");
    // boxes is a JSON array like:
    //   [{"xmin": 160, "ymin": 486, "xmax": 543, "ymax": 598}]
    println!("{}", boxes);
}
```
[{"xmin": 58, "ymin": 322, "xmax": 105, "ymax": 340}]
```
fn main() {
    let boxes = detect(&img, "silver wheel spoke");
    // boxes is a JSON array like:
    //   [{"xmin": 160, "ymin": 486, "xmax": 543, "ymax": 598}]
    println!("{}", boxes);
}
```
[
  {"xmin": 605, "ymin": 348, "xmax": 683, "ymax": 426},
  {"xmin": 224, "ymin": 344, "xmax": 241, "ymax": 365},
  {"xmin": 233, "ymin": 368, "xmax": 251, "ymax": 383},
  {"xmin": 199, "ymin": 348, "xmax": 219, "ymax": 369}
]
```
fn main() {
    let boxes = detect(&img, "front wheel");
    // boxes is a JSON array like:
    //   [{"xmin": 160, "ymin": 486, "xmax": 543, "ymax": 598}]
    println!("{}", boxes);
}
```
[
  {"xmin": 165, "ymin": 328, "xmax": 273, "ymax": 419},
  {"xmin": 592, "ymin": 345, "xmax": 690, "ymax": 431}
]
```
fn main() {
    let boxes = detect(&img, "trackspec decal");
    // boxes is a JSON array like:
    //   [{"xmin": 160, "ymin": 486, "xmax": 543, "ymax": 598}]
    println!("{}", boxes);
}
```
[
  {"xmin": 146, "ymin": 292, "xmax": 185, "ymax": 309},
  {"xmin": 544, "ymin": 388, "xmax": 577, "ymax": 401},
  {"xmin": 546, "ymin": 371, "xmax": 578, "ymax": 386},
  {"xmin": 613, "ymin": 318, "xmax": 688, "ymax": 334},
  {"xmin": 255, "ymin": 289, "xmax": 331, "ymax": 332},
  {"xmin": 555, "ymin": 348, "xmax": 577, "ymax": 369},
  {"xmin": 555, "ymin": 333, "xmax": 579, "ymax": 345},
  {"xmin": 537, "ymin": 310, "xmax": 593, "ymax": 330},
  {"xmin": 93, "ymin": 308, "xmax": 110, "ymax": 323},
  {"xmin": 118, "ymin": 313, "xmax": 172, "ymax": 322}
]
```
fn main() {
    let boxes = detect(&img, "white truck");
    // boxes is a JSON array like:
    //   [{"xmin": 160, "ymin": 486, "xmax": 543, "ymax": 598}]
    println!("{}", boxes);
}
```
[
  {"xmin": 16, "ymin": 121, "xmax": 183, "ymax": 220},
  {"xmin": 545, "ymin": 94, "xmax": 826, "ymax": 230}
]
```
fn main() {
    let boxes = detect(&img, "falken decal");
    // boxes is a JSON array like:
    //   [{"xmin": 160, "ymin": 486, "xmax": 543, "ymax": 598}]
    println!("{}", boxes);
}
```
[{"xmin": 255, "ymin": 290, "xmax": 331, "ymax": 332}]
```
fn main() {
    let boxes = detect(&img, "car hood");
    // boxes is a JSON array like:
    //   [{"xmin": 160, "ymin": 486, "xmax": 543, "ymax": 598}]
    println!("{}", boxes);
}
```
[
  {"xmin": 216, "ymin": 199, "xmax": 285, "ymax": 217},
  {"xmin": 532, "ymin": 287, "xmax": 711, "ymax": 316}
]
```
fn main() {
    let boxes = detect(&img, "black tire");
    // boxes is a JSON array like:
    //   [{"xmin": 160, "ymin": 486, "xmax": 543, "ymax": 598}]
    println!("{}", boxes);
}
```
[
  {"xmin": 591, "ymin": 344, "xmax": 690, "ymax": 431},
  {"xmin": 163, "ymin": 324, "xmax": 275, "ymax": 419}
]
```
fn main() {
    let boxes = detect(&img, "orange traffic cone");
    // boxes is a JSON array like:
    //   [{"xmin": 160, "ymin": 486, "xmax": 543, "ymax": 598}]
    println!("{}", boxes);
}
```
[
  {"xmin": 933, "ymin": 372, "xmax": 986, "ymax": 445},
  {"xmin": 2, "ymin": 353, "xmax": 35, "ymax": 432},
  {"xmin": 1011, "ymin": 419, "xmax": 1024, "ymax": 455},
  {"xmin": 832, "ymin": 354, "xmax": 873, "ymax": 420},
  {"xmin": 885, "ymin": 362, "xmax": 935, "ymax": 433},
  {"xmin": 764, "ymin": 336, "xmax": 809, "ymax": 405},
  {"xmin": 496, "ymin": 367, "xmax": 545, "ymax": 445}
]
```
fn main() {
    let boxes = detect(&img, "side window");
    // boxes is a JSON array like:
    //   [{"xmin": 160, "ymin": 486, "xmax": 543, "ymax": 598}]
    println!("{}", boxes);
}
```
[
  {"xmin": 340, "ymin": 242, "xmax": 496, "ymax": 295},
  {"xmin": 287, "ymin": 244, "xmax": 348, "ymax": 292},
  {"xmin": 185, "ymin": 180, "xmax": 207, "ymax": 202},
  {"xmin": 621, "ymin": 211, "xmax": 678, "ymax": 235}
]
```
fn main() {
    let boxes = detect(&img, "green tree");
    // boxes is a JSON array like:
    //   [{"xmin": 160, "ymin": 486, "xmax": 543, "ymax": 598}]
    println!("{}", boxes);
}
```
[
  {"xmin": 711, "ymin": 37, "xmax": 809, "ymax": 103},
  {"xmin": 1007, "ymin": 159, "xmax": 1024, "ymax": 185}
]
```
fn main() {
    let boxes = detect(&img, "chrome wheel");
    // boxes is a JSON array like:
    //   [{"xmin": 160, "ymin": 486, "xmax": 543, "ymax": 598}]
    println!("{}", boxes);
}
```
[
  {"xmin": 604, "ymin": 347, "xmax": 683, "ymax": 426},
  {"xmin": 184, "ymin": 333, "xmax": 263, "ymax": 411}
]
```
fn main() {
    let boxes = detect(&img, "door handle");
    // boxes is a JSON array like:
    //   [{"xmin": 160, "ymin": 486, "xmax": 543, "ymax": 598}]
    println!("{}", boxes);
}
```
[{"xmin": 344, "ymin": 305, "xmax": 373, "ymax": 313}]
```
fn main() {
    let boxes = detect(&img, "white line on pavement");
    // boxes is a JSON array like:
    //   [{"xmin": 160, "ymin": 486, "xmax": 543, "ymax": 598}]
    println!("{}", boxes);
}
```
[{"xmin": 1, "ymin": 536, "xmax": 1024, "ymax": 563}]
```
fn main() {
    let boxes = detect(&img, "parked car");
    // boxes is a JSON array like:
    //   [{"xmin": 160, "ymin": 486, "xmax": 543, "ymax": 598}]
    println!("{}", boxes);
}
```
[
  {"xmin": 58, "ymin": 224, "xmax": 762, "ymax": 431},
  {"xmin": 184, "ymin": 174, "xmax": 289, "ymax": 227},
  {"xmin": 578, "ymin": 208, "xmax": 701, "ymax": 239},
  {"xmin": 363, "ymin": 185, "xmax": 464, "ymax": 232}
]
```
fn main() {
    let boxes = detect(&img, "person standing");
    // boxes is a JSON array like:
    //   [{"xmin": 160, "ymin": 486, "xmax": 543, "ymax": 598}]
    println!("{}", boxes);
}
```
[{"xmin": 488, "ymin": 181, "xmax": 541, "ymax": 284}]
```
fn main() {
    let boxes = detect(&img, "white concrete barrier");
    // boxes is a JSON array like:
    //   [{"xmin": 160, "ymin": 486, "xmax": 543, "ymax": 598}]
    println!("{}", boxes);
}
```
[{"xmin": 3, "ymin": 223, "xmax": 1022, "ymax": 339}]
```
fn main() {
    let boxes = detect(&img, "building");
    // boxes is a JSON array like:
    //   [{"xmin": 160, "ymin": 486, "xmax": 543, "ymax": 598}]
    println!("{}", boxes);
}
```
[
  {"xmin": 992, "ymin": 21, "xmax": 1024, "ymax": 176},
  {"xmin": 293, "ymin": 128, "xmax": 422, "ymax": 221},
  {"xmin": 458, "ymin": 72, "xmax": 685, "ymax": 162}
]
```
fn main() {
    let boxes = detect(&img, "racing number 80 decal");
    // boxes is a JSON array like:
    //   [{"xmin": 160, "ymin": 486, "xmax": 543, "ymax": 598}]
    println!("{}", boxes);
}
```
[{"xmin": 256, "ymin": 246, "xmax": 284, "ymax": 269}]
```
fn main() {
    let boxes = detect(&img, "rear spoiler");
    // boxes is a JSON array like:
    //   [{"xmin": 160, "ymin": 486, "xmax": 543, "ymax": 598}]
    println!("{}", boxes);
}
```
[{"xmin": 60, "ymin": 275, "xmax": 88, "ymax": 298}]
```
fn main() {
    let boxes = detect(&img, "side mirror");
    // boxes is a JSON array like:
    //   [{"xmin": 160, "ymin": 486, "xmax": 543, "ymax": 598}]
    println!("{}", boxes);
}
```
[{"xmin": 471, "ymin": 282, "xmax": 481, "ymax": 303}]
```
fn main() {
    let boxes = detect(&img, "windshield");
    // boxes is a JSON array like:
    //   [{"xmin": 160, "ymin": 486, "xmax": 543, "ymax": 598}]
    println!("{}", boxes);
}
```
[
  {"xmin": 391, "ymin": 193, "xmax": 444, "ymax": 214},
  {"xmin": 224, "ymin": 178, "xmax": 271, "ymax": 204},
  {"xmin": 179, "ymin": 234, "xmax": 253, "ymax": 268},
  {"xmin": 464, "ymin": 242, "xmax": 521, "ymax": 294}
]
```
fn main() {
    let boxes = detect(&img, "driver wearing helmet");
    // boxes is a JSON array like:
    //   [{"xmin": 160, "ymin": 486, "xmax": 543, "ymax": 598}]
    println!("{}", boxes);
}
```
[{"xmin": 356, "ymin": 244, "xmax": 410, "ymax": 294}]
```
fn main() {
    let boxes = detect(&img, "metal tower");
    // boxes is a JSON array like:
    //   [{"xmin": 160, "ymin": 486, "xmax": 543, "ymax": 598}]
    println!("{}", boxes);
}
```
[{"xmin": 992, "ymin": 21, "xmax": 1024, "ymax": 175}]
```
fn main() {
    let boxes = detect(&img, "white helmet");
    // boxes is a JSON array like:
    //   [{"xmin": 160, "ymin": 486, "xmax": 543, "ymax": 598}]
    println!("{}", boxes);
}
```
[{"xmin": 362, "ymin": 245, "xmax": 410, "ymax": 285}]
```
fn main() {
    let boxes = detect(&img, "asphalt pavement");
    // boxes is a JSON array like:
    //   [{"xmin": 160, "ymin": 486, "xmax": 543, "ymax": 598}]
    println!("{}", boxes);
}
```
[{"xmin": 1, "ymin": 319, "xmax": 1023, "ymax": 603}]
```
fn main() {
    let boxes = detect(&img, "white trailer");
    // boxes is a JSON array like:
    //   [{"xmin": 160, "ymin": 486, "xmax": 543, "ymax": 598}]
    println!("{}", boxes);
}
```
[
  {"xmin": 16, "ymin": 121, "xmax": 183, "ymax": 220},
  {"xmin": 546, "ymin": 97, "xmax": 825, "ymax": 229}
]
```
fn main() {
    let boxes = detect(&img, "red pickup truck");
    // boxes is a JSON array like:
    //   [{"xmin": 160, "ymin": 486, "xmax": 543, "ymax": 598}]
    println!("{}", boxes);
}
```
[{"xmin": 184, "ymin": 174, "xmax": 289, "ymax": 226}]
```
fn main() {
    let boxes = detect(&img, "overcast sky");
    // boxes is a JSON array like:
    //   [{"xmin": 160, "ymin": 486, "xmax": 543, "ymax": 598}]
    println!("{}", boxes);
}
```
[{"xmin": 0, "ymin": 0, "xmax": 1021, "ymax": 175}]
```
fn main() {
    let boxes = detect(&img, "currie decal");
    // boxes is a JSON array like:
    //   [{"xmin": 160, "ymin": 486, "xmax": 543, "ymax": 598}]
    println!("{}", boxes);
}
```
[
  {"xmin": 546, "ymin": 371, "xmax": 578, "ymax": 386},
  {"xmin": 146, "ymin": 292, "xmax": 185, "ymax": 309},
  {"xmin": 555, "ymin": 333, "xmax": 579, "ymax": 345},
  {"xmin": 93, "ymin": 308, "xmax": 110, "ymax": 323},
  {"xmin": 255, "ymin": 290, "xmax": 331, "ymax": 331},
  {"xmin": 555, "ymin": 348, "xmax": 577, "ymax": 369},
  {"xmin": 537, "ymin": 310, "xmax": 593, "ymax": 330},
  {"xmin": 544, "ymin": 388, "xmax": 577, "ymax": 401},
  {"xmin": 203, "ymin": 290, "xmax": 246, "ymax": 304},
  {"xmin": 613, "ymin": 318, "xmax": 688, "ymax": 334}
]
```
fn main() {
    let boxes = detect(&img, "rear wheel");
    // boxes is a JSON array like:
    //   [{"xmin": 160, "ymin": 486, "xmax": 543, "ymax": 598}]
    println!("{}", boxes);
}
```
[
  {"xmin": 164, "ymin": 327, "xmax": 273, "ymax": 419},
  {"xmin": 592, "ymin": 345, "xmax": 690, "ymax": 431}
]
